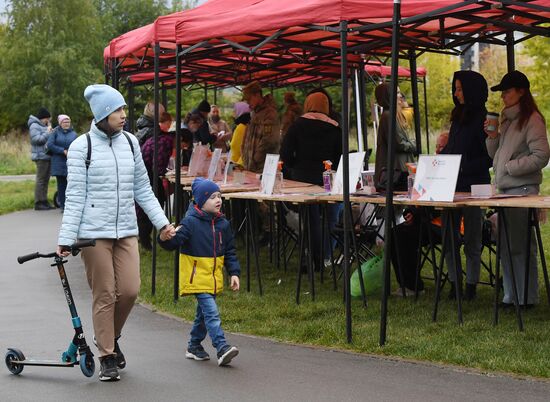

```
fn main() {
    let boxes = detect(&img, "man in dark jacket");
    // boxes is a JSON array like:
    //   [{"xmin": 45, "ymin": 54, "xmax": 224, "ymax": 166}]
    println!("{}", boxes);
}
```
[{"xmin": 28, "ymin": 107, "xmax": 53, "ymax": 210}]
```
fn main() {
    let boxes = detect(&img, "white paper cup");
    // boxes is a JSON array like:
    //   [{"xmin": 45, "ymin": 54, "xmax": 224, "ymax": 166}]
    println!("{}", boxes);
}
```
[{"xmin": 486, "ymin": 112, "xmax": 499, "ymax": 132}]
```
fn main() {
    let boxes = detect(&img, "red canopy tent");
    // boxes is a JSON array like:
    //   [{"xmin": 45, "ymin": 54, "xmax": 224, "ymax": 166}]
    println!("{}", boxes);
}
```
[{"xmin": 102, "ymin": 0, "xmax": 550, "ymax": 345}]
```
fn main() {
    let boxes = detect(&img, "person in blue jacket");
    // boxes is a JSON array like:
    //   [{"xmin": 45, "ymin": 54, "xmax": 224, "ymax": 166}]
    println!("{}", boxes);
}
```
[
  {"xmin": 159, "ymin": 178, "xmax": 241, "ymax": 367},
  {"xmin": 56, "ymin": 84, "xmax": 175, "ymax": 382},
  {"xmin": 440, "ymin": 70, "xmax": 492, "ymax": 301},
  {"xmin": 47, "ymin": 114, "xmax": 77, "ymax": 210},
  {"xmin": 27, "ymin": 107, "xmax": 53, "ymax": 210}
]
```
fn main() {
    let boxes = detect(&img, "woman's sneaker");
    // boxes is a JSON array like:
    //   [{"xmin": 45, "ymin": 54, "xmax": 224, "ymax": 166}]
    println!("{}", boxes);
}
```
[
  {"xmin": 99, "ymin": 355, "xmax": 120, "ymax": 381},
  {"xmin": 186, "ymin": 345, "xmax": 210, "ymax": 361},
  {"xmin": 217, "ymin": 345, "xmax": 239, "ymax": 366},
  {"xmin": 94, "ymin": 335, "xmax": 126, "ymax": 369},
  {"xmin": 114, "ymin": 336, "xmax": 126, "ymax": 369}
]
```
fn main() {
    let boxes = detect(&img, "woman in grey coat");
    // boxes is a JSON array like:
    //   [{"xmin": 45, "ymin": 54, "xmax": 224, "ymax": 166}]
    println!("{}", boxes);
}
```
[
  {"xmin": 485, "ymin": 71, "xmax": 550, "ymax": 307},
  {"xmin": 27, "ymin": 107, "xmax": 52, "ymax": 210}
]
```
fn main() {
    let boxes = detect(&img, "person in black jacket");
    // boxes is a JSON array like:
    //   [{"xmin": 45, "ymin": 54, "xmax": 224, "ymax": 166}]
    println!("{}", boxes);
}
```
[
  {"xmin": 281, "ymin": 91, "xmax": 342, "ymax": 271},
  {"xmin": 440, "ymin": 70, "xmax": 492, "ymax": 301}
]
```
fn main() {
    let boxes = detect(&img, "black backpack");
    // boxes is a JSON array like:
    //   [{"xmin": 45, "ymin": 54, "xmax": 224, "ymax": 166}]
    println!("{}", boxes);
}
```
[{"xmin": 84, "ymin": 132, "xmax": 134, "ymax": 170}]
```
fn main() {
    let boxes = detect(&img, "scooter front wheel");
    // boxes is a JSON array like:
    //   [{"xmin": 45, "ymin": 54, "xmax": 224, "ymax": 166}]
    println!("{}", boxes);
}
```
[
  {"xmin": 79, "ymin": 353, "xmax": 95, "ymax": 377},
  {"xmin": 5, "ymin": 349, "xmax": 25, "ymax": 375}
]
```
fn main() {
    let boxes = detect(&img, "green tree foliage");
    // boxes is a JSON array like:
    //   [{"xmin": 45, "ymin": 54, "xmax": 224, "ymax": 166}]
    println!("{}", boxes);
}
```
[
  {"xmin": 0, "ymin": 0, "xmax": 103, "ymax": 132},
  {"xmin": 522, "ymin": 35, "xmax": 550, "ymax": 120},
  {"xmin": 93, "ymin": 0, "xmax": 177, "ymax": 46},
  {"xmin": 478, "ymin": 45, "xmax": 507, "ymax": 114}
]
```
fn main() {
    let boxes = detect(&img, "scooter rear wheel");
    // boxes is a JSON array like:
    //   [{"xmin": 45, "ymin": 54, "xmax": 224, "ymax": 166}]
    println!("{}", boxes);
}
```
[
  {"xmin": 79, "ymin": 353, "xmax": 95, "ymax": 377},
  {"xmin": 5, "ymin": 349, "xmax": 25, "ymax": 375}
]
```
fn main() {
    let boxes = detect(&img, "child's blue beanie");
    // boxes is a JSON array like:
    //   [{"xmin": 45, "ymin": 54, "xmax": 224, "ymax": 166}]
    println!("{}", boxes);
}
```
[
  {"xmin": 84, "ymin": 84, "xmax": 126, "ymax": 122},
  {"xmin": 192, "ymin": 178, "xmax": 220, "ymax": 208}
]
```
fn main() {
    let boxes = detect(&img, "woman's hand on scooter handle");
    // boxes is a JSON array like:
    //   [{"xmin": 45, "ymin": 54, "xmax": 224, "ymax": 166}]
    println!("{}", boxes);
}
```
[{"xmin": 56, "ymin": 245, "xmax": 71, "ymax": 257}]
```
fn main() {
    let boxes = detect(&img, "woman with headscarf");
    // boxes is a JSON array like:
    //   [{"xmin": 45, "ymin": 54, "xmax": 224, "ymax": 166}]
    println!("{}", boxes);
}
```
[
  {"xmin": 230, "ymin": 101, "xmax": 251, "ymax": 165},
  {"xmin": 485, "ymin": 70, "xmax": 550, "ymax": 308},
  {"xmin": 373, "ymin": 83, "xmax": 416, "ymax": 191},
  {"xmin": 440, "ymin": 70, "xmax": 492, "ymax": 301},
  {"xmin": 281, "ymin": 91, "xmax": 342, "ymax": 271},
  {"xmin": 47, "ymin": 114, "xmax": 77, "ymax": 210}
]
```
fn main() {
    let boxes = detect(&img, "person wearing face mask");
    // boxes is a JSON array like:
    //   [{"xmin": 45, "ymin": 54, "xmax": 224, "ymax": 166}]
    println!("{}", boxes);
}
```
[
  {"xmin": 208, "ymin": 105, "xmax": 232, "ymax": 152},
  {"xmin": 47, "ymin": 114, "xmax": 77, "ymax": 211},
  {"xmin": 56, "ymin": 84, "xmax": 175, "ymax": 382},
  {"xmin": 439, "ymin": 70, "xmax": 492, "ymax": 301},
  {"xmin": 485, "ymin": 70, "xmax": 550, "ymax": 308}
]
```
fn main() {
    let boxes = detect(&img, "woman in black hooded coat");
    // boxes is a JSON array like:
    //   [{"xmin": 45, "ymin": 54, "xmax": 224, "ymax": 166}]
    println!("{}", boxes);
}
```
[{"xmin": 440, "ymin": 70, "xmax": 492, "ymax": 301}]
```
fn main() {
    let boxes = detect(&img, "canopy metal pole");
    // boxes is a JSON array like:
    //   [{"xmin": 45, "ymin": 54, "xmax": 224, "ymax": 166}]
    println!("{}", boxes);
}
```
[
  {"xmin": 408, "ymin": 50, "xmax": 422, "ymax": 155},
  {"xmin": 506, "ymin": 32, "xmax": 515, "ymax": 72},
  {"xmin": 174, "ymin": 44, "xmax": 183, "ymax": 302},
  {"xmin": 340, "ymin": 20, "xmax": 352, "ymax": 344},
  {"xmin": 127, "ymin": 83, "xmax": 135, "ymax": 133},
  {"xmin": 353, "ymin": 69, "xmax": 363, "ymax": 154},
  {"xmin": 422, "ymin": 78, "xmax": 430, "ymax": 154},
  {"xmin": 152, "ymin": 42, "xmax": 160, "ymax": 296},
  {"xmin": 380, "ymin": 0, "xmax": 401, "ymax": 347},
  {"xmin": 161, "ymin": 84, "xmax": 168, "ymax": 109},
  {"xmin": 111, "ymin": 58, "xmax": 119, "ymax": 89},
  {"xmin": 358, "ymin": 60, "xmax": 368, "ymax": 165}
]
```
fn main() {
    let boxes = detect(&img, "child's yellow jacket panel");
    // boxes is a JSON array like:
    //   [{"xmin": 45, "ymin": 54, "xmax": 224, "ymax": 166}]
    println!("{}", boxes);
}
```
[{"xmin": 179, "ymin": 254, "xmax": 225, "ymax": 295}]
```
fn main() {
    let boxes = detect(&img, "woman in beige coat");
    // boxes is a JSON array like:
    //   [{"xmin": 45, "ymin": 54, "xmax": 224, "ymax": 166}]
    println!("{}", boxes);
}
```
[{"xmin": 485, "ymin": 70, "xmax": 550, "ymax": 307}]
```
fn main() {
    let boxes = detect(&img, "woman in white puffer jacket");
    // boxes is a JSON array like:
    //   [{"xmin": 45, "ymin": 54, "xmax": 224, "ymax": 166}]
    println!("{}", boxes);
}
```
[{"xmin": 56, "ymin": 84, "xmax": 175, "ymax": 382}]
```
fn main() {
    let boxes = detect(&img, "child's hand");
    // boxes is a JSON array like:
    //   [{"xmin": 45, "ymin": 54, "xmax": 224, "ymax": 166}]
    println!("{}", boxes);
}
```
[
  {"xmin": 159, "ymin": 224, "xmax": 176, "ymax": 241},
  {"xmin": 230, "ymin": 276, "xmax": 240, "ymax": 291}
]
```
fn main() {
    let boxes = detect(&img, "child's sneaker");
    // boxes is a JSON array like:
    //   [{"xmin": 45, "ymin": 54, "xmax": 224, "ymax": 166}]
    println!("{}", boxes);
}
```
[
  {"xmin": 114, "ymin": 335, "xmax": 126, "ymax": 369},
  {"xmin": 186, "ymin": 345, "xmax": 210, "ymax": 361},
  {"xmin": 99, "ymin": 355, "xmax": 120, "ymax": 381},
  {"xmin": 217, "ymin": 345, "xmax": 239, "ymax": 366}
]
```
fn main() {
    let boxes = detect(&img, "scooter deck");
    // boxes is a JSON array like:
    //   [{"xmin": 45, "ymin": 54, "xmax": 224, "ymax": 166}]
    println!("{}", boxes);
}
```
[{"xmin": 16, "ymin": 359, "xmax": 75, "ymax": 367}]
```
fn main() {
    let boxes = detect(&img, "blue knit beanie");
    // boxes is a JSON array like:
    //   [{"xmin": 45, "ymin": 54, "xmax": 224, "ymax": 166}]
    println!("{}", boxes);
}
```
[
  {"xmin": 84, "ymin": 84, "xmax": 126, "ymax": 122},
  {"xmin": 192, "ymin": 178, "xmax": 220, "ymax": 209}
]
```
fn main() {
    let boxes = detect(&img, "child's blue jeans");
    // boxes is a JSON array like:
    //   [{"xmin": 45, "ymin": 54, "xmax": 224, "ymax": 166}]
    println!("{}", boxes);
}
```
[{"xmin": 188, "ymin": 293, "xmax": 227, "ymax": 353}]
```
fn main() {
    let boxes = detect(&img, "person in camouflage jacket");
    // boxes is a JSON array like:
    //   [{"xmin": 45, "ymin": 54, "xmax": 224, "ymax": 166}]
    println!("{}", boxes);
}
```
[{"xmin": 241, "ymin": 81, "xmax": 281, "ymax": 173}]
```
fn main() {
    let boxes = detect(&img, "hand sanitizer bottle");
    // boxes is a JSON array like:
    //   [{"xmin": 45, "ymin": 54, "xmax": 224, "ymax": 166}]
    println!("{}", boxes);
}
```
[
  {"xmin": 274, "ymin": 161, "xmax": 284, "ymax": 194},
  {"xmin": 323, "ymin": 160, "xmax": 334, "ymax": 193}
]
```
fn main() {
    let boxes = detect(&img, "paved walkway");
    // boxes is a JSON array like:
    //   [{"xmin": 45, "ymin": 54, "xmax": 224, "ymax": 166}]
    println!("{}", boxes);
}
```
[
  {"xmin": 0, "ymin": 174, "xmax": 35, "ymax": 182},
  {"xmin": 1, "ymin": 209, "xmax": 549, "ymax": 401}
]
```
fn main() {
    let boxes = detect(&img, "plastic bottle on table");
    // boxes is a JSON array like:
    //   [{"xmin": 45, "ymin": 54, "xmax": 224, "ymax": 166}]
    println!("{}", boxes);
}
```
[
  {"xmin": 406, "ymin": 162, "xmax": 417, "ymax": 199},
  {"xmin": 273, "ymin": 161, "xmax": 284, "ymax": 194},
  {"xmin": 322, "ymin": 160, "xmax": 335, "ymax": 193}
]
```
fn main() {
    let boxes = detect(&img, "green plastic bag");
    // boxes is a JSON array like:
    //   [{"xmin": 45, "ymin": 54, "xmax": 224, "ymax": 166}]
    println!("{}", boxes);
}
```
[{"xmin": 350, "ymin": 253, "xmax": 384, "ymax": 297}]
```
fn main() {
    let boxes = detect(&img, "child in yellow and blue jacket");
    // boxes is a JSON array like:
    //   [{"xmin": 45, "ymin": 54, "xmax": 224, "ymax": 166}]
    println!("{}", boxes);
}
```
[{"xmin": 159, "ymin": 178, "xmax": 240, "ymax": 366}]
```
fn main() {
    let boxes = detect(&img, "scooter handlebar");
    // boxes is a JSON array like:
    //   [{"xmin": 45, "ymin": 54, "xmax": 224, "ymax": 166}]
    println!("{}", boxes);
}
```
[
  {"xmin": 17, "ymin": 252, "xmax": 40, "ymax": 264},
  {"xmin": 17, "ymin": 240, "xmax": 96, "ymax": 264},
  {"xmin": 70, "ymin": 239, "xmax": 96, "ymax": 250}
]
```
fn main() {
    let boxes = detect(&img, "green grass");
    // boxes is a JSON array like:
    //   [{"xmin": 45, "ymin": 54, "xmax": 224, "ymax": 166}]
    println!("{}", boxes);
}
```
[
  {"xmin": 138, "ymin": 171, "xmax": 550, "ymax": 378},
  {"xmin": 0, "ymin": 131, "xmax": 36, "ymax": 175},
  {"xmin": 0, "ymin": 180, "xmax": 57, "ymax": 215}
]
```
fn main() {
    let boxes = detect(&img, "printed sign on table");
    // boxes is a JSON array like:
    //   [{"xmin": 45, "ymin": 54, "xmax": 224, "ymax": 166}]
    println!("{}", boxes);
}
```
[
  {"xmin": 412, "ymin": 154, "xmax": 461, "ymax": 202},
  {"xmin": 207, "ymin": 148, "xmax": 222, "ymax": 180},
  {"xmin": 332, "ymin": 152, "xmax": 366, "ymax": 194},
  {"xmin": 259, "ymin": 154, "xmax": 280, "ymax": 195}
]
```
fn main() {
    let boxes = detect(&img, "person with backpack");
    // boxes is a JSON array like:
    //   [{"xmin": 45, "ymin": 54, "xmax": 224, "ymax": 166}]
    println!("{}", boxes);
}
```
[{"xmin": 56, "ymin": 84, "xmax": 175, "ymax": 382}]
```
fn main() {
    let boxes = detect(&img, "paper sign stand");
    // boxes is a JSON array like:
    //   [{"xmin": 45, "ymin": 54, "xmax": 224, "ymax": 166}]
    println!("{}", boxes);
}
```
[
  {"xmin": 412, "ymin": 154, "xmax": 461, "ymax": 202},
  {"xmin": 223, "ymin": 150, "xmax": 232, "ymax": 184},
  {"xmin": 332, "ymin": 152, "xmax": 366, "ymax": 194},
  {"xmin": 260, "ymin": 154, "xmax": 280, "ymax": 195},
  {"xmin": 207, "ymin": 148, "xmax": 223, "ymax": 180}
]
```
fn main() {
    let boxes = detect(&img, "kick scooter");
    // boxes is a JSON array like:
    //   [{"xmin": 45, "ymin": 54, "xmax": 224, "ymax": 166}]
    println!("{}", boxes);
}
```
[{"xmin": 5, "ymin": 240, "xmax": 96, "ymax": 377}]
